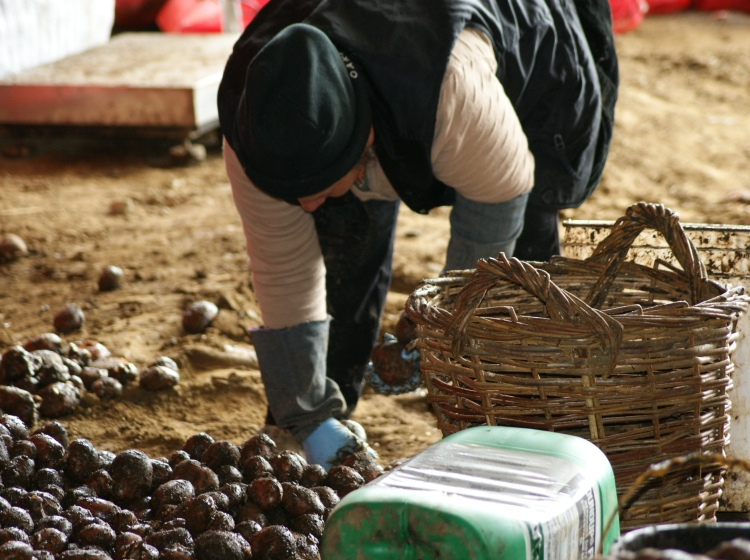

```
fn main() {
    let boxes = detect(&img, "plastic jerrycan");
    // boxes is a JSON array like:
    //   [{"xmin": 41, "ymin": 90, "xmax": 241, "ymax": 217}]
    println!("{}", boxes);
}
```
[{"xmin": 322, "ymin": 426, "xmax": 620, "ymax": 560}]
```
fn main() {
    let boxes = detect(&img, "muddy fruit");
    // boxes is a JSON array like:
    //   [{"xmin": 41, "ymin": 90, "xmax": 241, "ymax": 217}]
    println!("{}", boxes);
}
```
[
  {"xmin": 183, "ymin": 433, "xmax": 214, "ymax": 461},
  {"xmin": 171, "ymin": 459, "xmax": 219, "ymax": 495},
  {"xmin": 139, "ymin": 365, "xmax": 179, "ymax": 391},
  {"xmin": 66, "ymin": 439, "xmax": 102, "ymax": 483},
  {"xmin": 30, "ymin": 527, "xmax": 67, "ymax": 553},
  {"xmin": 0, "ymin": 541, "xmax": 35, "ymax": 558},
  {"xmin": 0, "ymin": 233, "xmax": 28, "ymax": 262},
  {"xmin": 33, "ymin": 420, "xmax": 69, "ymax": 449},
  {"xmin": 151, "ymin": 459, "xmax": 172, "ymax": 489},
  {"xmin": 91, "ymin": 376, "xmax": 123, "ymax": 400},
  {"xmin": 299, "ymin": 464, "xmax": 327, "ymax": 488},
  {"xmin": 269, "ymin": 451, "xmax": 305, "ymax": 483},
  {"xmin": 111, "ymin": 449, "xmax": 153, "ymax": 502},
  {"xmin": 202, "ymin": 440, "xmax": 240, "ymax": 472},
  {"xmin": 36, "ymin": 468, "xmax": 63, "ymax": 489},
  {"xmin": 195, "ymin": 530, "xmax": 251, "ymax": 560},
  {"xmin": 0, "ymin": 387, "xmax": 38, "ymax": 427},
  {"xmin": 290, "ymin": 513, "xmax": 325, "ymax": 541},
  {"xmin": 240, "ymin": 433, "xmax": 276, "ymax": 461},
  {"xmin": 76, "ymin": 496, "xmax": 121, "ymax": 524},
  {"xmin": 22, "ymin": 333, "xmax": 65, "ymax": 355},
  {"xmin": 234, "ymin": 520, "xmax": 261, "ymax": 543},
  {"xmin": 0, "ymin": 527, "xmax": 30, "ymax": 544},
  {"xmin": 10, "ymin": 438, "xmax": 36, "ymax": 459},
  {"xmin": 144, "ymin": 527, "xmax": 193, "ymax": 551},
  {"xmin": 235, "ymin": 502, "xmax": 267, "ymax": 527},
  {"xmin": 370, "ymin": 338, "xmax": 415, "ymax": 386},
  {"xmin": 168, "ymin": 450, "xmax": 190, "ymax": 468},
  {"xmin": 78, "ymin": 367, "xmax": 107, "ymax": 390},
  {"xmin": 151, "ymin": 480, "xmax": 195, "ymax": 512},
  {"xmin": 3, "ymin": 506, "xmax": 34, "ymax": 532},
  {"xmin": 207, "ymin": 510, "xmax": 235, "ymax": 531},
  {"xmin": 280, "ymin": 483, "xmax": 325, "ymax": 517},
  {"xmin": 326, "ymin": 465, "xmax": 365, "ymax": 498},
  {"xmin": 217, "ymin": 465, "xmax": 243, "ymax": 486},
  {"xmin": 76, "ymin": 340, "xmax": 111, "ymax": 361},
  {"xmin": 247, "ymin": 476, "xmax": 283, "ymax": 511},
  {"xmin": 32, "ymin": 349, "xmax": 70, "ymax": 387},
  {"xmin": 242, "ymin": 455, "xmax": 274, "ymax": 482},
  {"xmin": 53, "ymin": 304, "xmax": 85, "ymax": 334},
  {"xmin": 0, "ymin": 346, "xmax": 35, "ymax": 383},
  {"xmin": 116, "ymin": 540, "xmax": 160, "ymax": 559},
  {"xmin": 247, "ymin": 525, "xmax": 297, "ymax": 560},
  {"xmin": 28, "ymin": 433, "xmax": 65, "ymax": 469},
  {"xmin": 150, "ymin": 356, "xmax": 179, "ymax": 372},
  {"xmin": 395, "ymin": 310, "xmax": 418, "ymax": 345},
  {"xmin": 295, "ymin": 533, "xmax": 321, "ymax": 560},
  {"xmin": 182, "ymin": 301, "xmax": 219, "ymax": 334},
  {"xmin": 170, "ymin": 494, "xmax": 217, "ymax": 536},
  {"xmin": 98, "ymin": 265, "xmax": 124, "ymax": 292},
  {"xmin": 0, "ymin": 414, "xmax": 29, "ymax": 440},
  {"xmin": 218, "ymin": 482, "xmax": 246, "ymax": 510},
  {"xmin": 77, "ymin": 521, "xmax": 116, "ymax": 549},
  {"xmin": 342, "ymin": 450, "xmax": 384, "ymax": 482},
  {"xmin": 37, "ymin": 382, "xmax": 80, "ymax": 418},
  {"xmin": 86, "ymin": 469, "xmax": 114, "ymax": 499}
]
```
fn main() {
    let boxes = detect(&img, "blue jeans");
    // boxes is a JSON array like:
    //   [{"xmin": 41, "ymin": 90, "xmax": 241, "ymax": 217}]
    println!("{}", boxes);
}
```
[{"xmin": 313, "ymin": 190, "xmax": 528, "ymax": 416}]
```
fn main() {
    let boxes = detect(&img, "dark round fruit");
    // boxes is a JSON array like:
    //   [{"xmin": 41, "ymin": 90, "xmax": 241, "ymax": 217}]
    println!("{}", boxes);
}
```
[
  {"xmin": 75, "ymin": 496, "xmax": 121, "ymax": 524},
  {"xmin": 239, "ymin": 433, "xmax": 276, "ymax": 462},
  {"xmin": 206, "ymin": 510, "xmax": 235, "ymax": 532},
  {"xmin": 151, "ymin": 480, "xmax": 195, "ymax": 511},
  {"xmin": 311, "ymin": 486, "xmax": 339, "ymax": 510},
  {"xmin": 35, "ymin": 468, "xmax": 63, "ymax": 489},
  {"xmin": 3, "ymin": 456, "xmax": 35, "ymax": 490},
  {"xmin": 144, "ymin": 527, "xmax": 193, "ymax": 552},
  {"xmin": 30, "ymin": 527, "xmax": 67, "ymax": 553},
  {"xmin": 268, "ymin": 451, "xmax": 305, "ymax": 483},
  {"xmin": 91, "ymin": 376, "xmax": 123, "ymax": 400},
  {"xmin": 395, "ymin": 310, "xmax": 418, "ymax": 344},
  {"xmin": 247, "ymin": 525, "xmax": 296, "ymax": 560},
  {"xmin": 247, "ymin": 476, "xmax": 283, "ymax": 511},
  {"xmin": 32, "ymin": 350, "xmax": 70, "ymax": 388},
  {"xmin": 217, "ymin": 464, "xmax": 243, "ymax": 486},
  {"xmin": 115, "ymin": 531, "xmax": 142, "ymax": 554},
  {"xmin": 3, "ymin": 506, "xmax": 34, "ymax": 533},
  {"xmin": 151, "ymin": 459, "xmax": 172, "ymax": 490},
  {"xmin": 194, "ymin": 530, "xmax": 250, "ymax": 560},
  {"xmin": 241, "ymin": 455, "xmax": 274, "ymax": 482},
  {"xmin": 234, "ymin": 520, "xmax": 262, "ymax": 543},
  {"xmin": 182, "ymin": 301, "xmax": 219, "ymax": 334},
  {"xmin": 341, "ymin": 450, "xmax": 384, "ymax": 482},
  {"xmin": 370, "ymin": 338, "xmax": 415, "ymax": 386},
  {"xmin": 65, "ymin": 439, "xmax": 102, "ymax": 483},
  {"xmin": 170, "ymin": 459, "xmax": 219, "ymax": 495},
  {"xmin": 76, "ymin": 521, "xmax": 116, "ymax": 550},
  {"xmin": 150, "ymin": 356, "xmax": 179, "ymax": 372},
  {"xmin": 326, "ymin": 465, "xmax": 365, "ymax": 498},
  {"xmin": 111, "ymin": 449, "xmax": 153, "ymax": 502},
  {"xmin": 78, "ymin": 367, "xmax": 108, "ymax": 390},
  {"xmin": 85, "ymin": 469, "xmax": 114, "ymax": 499},
  {"xmin": 22, "ymin": 333, "xmax": 65, "ymax": 356},
  {"xmin": 182, "ymin": 432, "xmax": 214, "ymax": 461},
  {"xmin": 299, "ymin": 464, "xmax": 327, "ymax": 488},
  {"xmin": 280, "ymin": 482, "xmax": 325, "ymax": 517},
  {"xmin": 201, "ymin": 440, "xmax": 240, "ymax": 472},
  {"xmin": 139, "ymin": 365, "xmax": 179, "ymax": 391},
  {"xmin": 10, "ymin": 439, "xmax": 36, "ymax": 460},
  {"xmin": 234, "ymin": 502, "xmax": 267, "ymax": 527},
  {"xmin": 0, "ymin": 387, "xmax": 38, "ymax": 428},
  {"xmin": 289, "ymin": 512, "xmax": 325, "ymax": 541},
  {"xmin": 28, "ymin": 433, "xmax": 65, "ymax": 470},
  {"xmin": 0, "ymin": 541, "xmax": 34, "ymax": 558},
  {"xmin": 217, "ymin": 482, "xmax": 246, "ymax": 510},
  {"xmin": 53, "ymin": 304, "xmax": 85, "ymax": 334},
  {"xmin": 35, "ymin": 515, "xmax": 72, "ymax": 537},
  {"xmin": 168, "ymin": 450, "xmax": 191, "ymax": 468},
  {"xmin": 0, "ymin": 527, "xmax": 30, "ymax": 545},
  {"xmin": 0, "ymin": 346, "xmax": 35, "ymax": 383},
  {"xmin": 32, "ymin": 421, "xmax": 69, "ymax": 449},
  {"xmin": 37, "ymin": 382, "xmax": 80, "ymax": 418},
  {"xmin": 98, "ymin": 265, "xmax": 124, "ymax": 292},
  {"xmin": 170, "ymin": 494, "xmax": 217, "ymax": 536},
  {"xmin": 0, "ymin": 414, "xmax": 29, "ymax": 440}
]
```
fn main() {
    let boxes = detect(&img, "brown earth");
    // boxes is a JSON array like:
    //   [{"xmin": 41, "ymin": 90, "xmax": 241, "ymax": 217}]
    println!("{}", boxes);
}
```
[{"xmin": 0, "ymin": 11, "xmax": 749, "ymax": 467}]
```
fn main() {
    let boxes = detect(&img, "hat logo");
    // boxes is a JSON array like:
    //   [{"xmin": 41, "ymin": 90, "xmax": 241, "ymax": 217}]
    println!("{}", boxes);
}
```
[{"xmin": 339, "ymin": 53, "xmax": 358, "ymax": 79}]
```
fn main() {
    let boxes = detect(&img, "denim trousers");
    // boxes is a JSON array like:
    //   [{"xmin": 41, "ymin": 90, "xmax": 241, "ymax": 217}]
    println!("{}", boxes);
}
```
[{"xmin": 312, "ymin": 190, "xmax": 529, "ymax": 416}]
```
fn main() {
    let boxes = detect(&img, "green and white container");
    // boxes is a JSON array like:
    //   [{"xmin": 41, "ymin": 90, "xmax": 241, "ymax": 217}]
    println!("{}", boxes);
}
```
[{"xmin": 322, "ymin": 426, "xmax": 620, "ymax": 560}]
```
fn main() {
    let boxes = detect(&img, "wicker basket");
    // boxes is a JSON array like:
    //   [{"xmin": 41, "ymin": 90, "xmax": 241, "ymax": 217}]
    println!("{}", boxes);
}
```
[{"xmin": 405, "ymin": 203, "xmax": 749, "ymax": 530}]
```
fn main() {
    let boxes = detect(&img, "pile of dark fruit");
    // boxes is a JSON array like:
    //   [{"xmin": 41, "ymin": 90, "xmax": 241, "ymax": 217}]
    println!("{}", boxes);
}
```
[
  {"xmin": 0, "ymin": 333, "xmax": 180, "ymax": 425},
  {"xmin": 0, "ymin": 413, "xmax": 383, "ymax": 559}
]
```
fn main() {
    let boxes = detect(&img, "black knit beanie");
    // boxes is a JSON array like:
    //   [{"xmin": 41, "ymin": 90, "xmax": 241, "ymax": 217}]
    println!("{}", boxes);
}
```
[{"xmin": 232, "ymin": 23, "xmax": 372, "ymax": 199}]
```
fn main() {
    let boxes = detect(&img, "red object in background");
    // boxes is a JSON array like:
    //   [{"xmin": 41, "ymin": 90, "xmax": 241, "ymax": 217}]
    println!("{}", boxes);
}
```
[
  {"xmin": 115, "ymin": 0, "xmax": 169, "ymax": 30},
  {"xmin": 156, "ymin": 0, "xmax": 269, "ymax": 33},
  {"xmin": 694, "ymin": 0, "xmax": 750, "ymax": 10},
  {"xmin": 609, "ymin": 0, "xmax": 649, "ymax": 33},
  {"xmin": 646, "ymin": 0, "xmax": 691, "ymax": 13}
]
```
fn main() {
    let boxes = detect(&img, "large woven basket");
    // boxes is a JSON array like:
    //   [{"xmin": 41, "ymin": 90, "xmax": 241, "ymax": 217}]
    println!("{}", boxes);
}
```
[{"xmin": 405, "ymin": 203, "xmax": 749, "ymax": 530}]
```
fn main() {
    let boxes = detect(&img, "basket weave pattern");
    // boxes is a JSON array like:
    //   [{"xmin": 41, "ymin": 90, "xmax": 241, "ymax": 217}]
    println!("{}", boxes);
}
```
[{"xmin": 406, "ymin": 204, "xmax": 748, "ymax": 530}]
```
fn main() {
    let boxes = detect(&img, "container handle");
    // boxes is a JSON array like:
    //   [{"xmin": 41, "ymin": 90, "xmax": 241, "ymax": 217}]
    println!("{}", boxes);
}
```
[
  {"xmin": 584, "ymin": 202, "xmax": 709, "ymax": 309},
  {"xmin": 445, "ymin": 253, "xmax": 623, "ymax": 377}
]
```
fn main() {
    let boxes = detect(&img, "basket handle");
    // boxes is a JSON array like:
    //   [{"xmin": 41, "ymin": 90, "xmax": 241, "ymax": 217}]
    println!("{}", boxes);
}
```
[
  {"xmin": 584, "ymin": 202, "xmax": 709, "ymax": 308},
  {"xmin": 446, "ymin": 253, "xmax": 623, "ymax": 376}
]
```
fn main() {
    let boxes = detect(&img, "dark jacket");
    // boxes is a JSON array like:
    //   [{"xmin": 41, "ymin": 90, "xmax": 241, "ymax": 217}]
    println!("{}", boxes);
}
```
[{"xmin": 218, "ymin": 0, "xmax": 618, "ymax": 214}]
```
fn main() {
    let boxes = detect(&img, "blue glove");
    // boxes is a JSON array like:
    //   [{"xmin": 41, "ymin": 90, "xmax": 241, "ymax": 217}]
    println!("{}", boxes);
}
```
[{"xmin": 303, "ymin": 417, "xmax": 377, "ymax": 472}]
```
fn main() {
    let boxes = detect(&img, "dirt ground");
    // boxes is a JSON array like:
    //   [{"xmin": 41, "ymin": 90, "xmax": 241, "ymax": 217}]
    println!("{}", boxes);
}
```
[{"xmin": 0, "ymin": 11, "xmax": 749, "ymax": 468}]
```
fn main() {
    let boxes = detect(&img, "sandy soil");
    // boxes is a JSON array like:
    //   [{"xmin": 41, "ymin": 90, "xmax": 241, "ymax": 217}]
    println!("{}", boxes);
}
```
[{"xmin": 0, "ymin": 11, "xmax": 749, "ymax": 468}]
